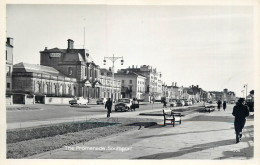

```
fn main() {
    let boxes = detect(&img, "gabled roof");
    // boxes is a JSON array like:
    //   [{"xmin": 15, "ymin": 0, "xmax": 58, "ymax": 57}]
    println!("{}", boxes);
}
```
[{"xmin": 13, "ymin": 62, "xmax": 65, "ymax": 76}]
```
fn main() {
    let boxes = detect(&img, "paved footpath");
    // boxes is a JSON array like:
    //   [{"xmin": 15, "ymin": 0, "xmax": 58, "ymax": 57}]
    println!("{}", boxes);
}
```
[{"xmin": 28, "ymin": 104, "xmax": 254, "ymax": 160}]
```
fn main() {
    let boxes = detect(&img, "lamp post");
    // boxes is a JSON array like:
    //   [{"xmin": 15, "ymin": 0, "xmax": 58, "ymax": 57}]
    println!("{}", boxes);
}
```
[
  {"xmin": 103, "ymin": 54, "xmax": 124, "ymax": 101},
  {"xmin": 244, "ymin": 84, "xmax": 248, "ymax": 100}
]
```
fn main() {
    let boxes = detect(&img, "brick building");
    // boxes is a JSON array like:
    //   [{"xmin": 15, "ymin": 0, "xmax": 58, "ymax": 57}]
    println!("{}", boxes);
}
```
[{"xmin": 40, "ymin": 39, "xmax": 102, "ymax": 99}]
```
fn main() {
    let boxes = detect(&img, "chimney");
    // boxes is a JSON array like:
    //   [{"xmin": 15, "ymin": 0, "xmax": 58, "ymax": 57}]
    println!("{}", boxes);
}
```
[
  {"xmin": 132, "ymin": 65, "xmax": 134, "ymax": 68},
  {"xmin": 67, "ymin": 39, "xmax": 74, "ymax": 49},
  {"xmin": 192, "ymin": 85, "xmax": 194, "ymax": 88},
  {"xmin": 44, "ymin": 47, "xmax": 48, "ymax": 50},
  {"xmin": 175, "ymin": 82, "xmax": 177, "ymax": 86},
  {"xmin": 197, "ymin": 85, "xmax": 199, "ymax": 88},
  {"xmin": 7, "ymin": 37, "xmax": 13, "ymax": 46}
]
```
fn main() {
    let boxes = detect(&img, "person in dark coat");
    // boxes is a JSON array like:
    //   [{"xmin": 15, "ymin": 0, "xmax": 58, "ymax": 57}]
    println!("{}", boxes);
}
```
[
  {"xmin": 217, "ymin": 100, "xmax": 222, "ymax": 111},
  {"xmin": 163, "ymin": 100, "xmax": 167, "ymax": 108},
  {"xmin": 232, "ymin": 98, "xmax": 249, "ymax": 143},
  {"xmin": 223, "ymin": 101, "xmax": 227, "ymax": 111},
  {"xmin": 105, "ymin": 98, "xmax": 113, "ymax": 118}
]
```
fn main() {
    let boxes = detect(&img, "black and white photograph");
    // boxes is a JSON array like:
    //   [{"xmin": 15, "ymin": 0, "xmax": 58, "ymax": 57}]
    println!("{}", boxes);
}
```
[{"xmin": 1, "ymin": 0, "xmax": 260, "ymax": 164}]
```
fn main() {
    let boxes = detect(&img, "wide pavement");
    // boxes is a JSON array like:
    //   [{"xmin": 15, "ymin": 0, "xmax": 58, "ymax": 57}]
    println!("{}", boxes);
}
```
[{"xmin": 28, "ymin": 104, "xmax": 255, "ymax": 160}]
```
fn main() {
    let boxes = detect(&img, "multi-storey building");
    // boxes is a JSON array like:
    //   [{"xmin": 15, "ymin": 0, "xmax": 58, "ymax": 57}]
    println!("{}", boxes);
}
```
[
  {"xmin": 6, "ymin": 37, "xmax": 13, "ymax": 93},
  {"xmin": 114, "ymin": 70, "xmax": 146, "ymax": 99},
  {"xmin": 118, "ymin": 65, "xmax": 162, "ymax": 101},
  {"xmin": 99, "ymin": 68, "xmax": 121, "ymax": 100},
  {"xmin": 167, "ymin": 82, "xmax": 182, "ymax": 99},
  {"xmin": 40, "ymin": 39, "xmax": 102, "ymax": 98},
  {"xmin": 209, "ymin": 89, "xmax": 236, "ymax": 102}
]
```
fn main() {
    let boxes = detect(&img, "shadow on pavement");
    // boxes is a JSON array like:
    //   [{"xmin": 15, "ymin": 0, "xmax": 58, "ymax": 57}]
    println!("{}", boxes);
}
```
[
  {"xmin": 215, "ymin": 146, "xmax": 254, "ymax": 159},
  {"xmin": 135, "ymin": 137, "xmax": 253, "ymax": 159},
  {"xmin": 137, "ymin": 127, "xmax": 233, "ymax": 139},
  {"xmin": 184, "ymin": 115, "xmax": 234, "ymax": 123}
]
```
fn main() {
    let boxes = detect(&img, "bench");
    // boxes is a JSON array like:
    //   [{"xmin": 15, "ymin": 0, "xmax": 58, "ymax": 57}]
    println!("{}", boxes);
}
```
[
  {"xmin": 162, "ymin": 109, "xmax": 182, "ymax": 127},
  {"xmin": 204, "ymin": 105, "xmax": 215, "ymax": 113}
]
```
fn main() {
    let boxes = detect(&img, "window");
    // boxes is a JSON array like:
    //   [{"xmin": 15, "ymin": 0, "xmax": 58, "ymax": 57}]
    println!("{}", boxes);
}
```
[
  {"xmin": 7, "ymin": 83, "xmax": 10, "ymax": 89},
  {"xmin": 129, "ymin": 80, "xmax": 132, "ymax": 84},
  {"xmin": 6, "ymin": 50, "xmax": 7, "ymax": 60},
  {"xmin": 6, "ymin": 66, "xmax": 11, "ymax": 77},
  {"xmin": 90, "ymin": 69, "xmax": 93, "ymax": 77},
  {"xmin": 85, "ymin": 68, "xmax": 87, "ymax": 76},
  {"xmin": 68, "ymin": 67, "xmax": 73, "ymax": 75}
]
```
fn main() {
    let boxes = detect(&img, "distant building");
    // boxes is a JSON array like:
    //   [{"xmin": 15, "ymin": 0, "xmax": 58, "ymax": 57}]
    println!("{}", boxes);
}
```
[
  {"xmin": 99, "ymin": 68, "xmax": 121, "ymax": 100},
  {"xmin": 209, "ymin": 89, "xmax": 236, "ymax": 102},
  {"xmin": 118, "ymin": 65, "xmax": 162, "ymax": 101},
  {"xmin": 6, "ymin": 37, "xmax": 13, "ymax": 93},
  {"xmin": 114, "ymin": 70, "xmax": 146, "ymax": 99},
  {"xmin": 6, "ymin": 37, "xmax": 14, "ymax": 105},
  {"xmin": 167, "ymin": 82, "xmax": 182, "ymax": 99}
]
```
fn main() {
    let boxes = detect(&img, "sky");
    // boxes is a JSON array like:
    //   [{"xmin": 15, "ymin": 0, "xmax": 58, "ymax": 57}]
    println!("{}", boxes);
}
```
[{"xmin": 6, "ymin": 4, "xmax": 256, "ymax": 97}]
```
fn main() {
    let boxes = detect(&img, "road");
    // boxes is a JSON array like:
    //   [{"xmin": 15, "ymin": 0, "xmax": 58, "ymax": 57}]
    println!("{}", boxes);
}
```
[
  {"xmin": 7, "ymin": 102, "xmax": 164, "ymax": 123},
  {"xmin": 6, "ymin": 102, "xmax": 203, "ymax": 129}
]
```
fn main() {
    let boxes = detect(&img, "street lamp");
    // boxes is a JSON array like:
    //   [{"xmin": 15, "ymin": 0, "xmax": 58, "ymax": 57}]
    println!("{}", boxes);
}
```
[
  {"xmin": 103, "ymin": 54, "xmax": 124, "ymax": 101},
  {"xmin": 244, "ymin": 84, "xmax": 248, "ymax": 100}
]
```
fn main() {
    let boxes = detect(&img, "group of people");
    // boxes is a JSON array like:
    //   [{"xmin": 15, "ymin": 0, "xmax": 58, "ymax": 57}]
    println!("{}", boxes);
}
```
[{"xmin": 217, "ymin": 100, "xmax": 227, "ymax": 111}]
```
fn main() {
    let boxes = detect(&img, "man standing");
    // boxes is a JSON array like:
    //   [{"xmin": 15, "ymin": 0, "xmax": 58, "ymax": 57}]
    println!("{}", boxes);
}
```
[
  {"xmin": 217, "ymin": 100, "xmax": 222, "ymax": 111},
  {"xmin": 105, "ymin": 98, "xmax": 113, "ymax": 118},
  {"xmin": 232, "ymin": 98, "xmax": 249, "ymax": 143}
]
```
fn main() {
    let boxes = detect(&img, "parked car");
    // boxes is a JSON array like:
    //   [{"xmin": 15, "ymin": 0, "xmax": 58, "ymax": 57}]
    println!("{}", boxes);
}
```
[
  {"xmin": 96, "ymin": 98, "xmax": 107, "ymax": 105},
  {"xmin": 177, "ymin": 99, "xmax": 185, "ymax": 106},
  {"xmin": 169, "ymin": 99, "xmax": 177, "ymax": 107},
  {"xmin": 115, "ymin": 98, "xmax": 133, "ymax": 111},
  {"xmin": 69, "ymin": 97, "xmax": 88, "ymax": 105},
  {"xmin": 184, "ymin": 100, "xmax": 192, "ymax": 106},
  {"xmin": 229, "ymin": 100, "xmax": 235, "ymax": 104}
]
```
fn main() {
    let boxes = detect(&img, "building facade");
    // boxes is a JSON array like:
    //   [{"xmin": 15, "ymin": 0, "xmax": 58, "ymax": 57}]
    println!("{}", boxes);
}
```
[
  {"xmin": 99, "ymin": 68, "xmax": 121, "ymax": 100},
  {"xmin": 114, "ymin": 71, "xmax": 146, "ymax": 99},
  {"xmin": 40, "ymin": 39, "xmax": 102, "ymax": 99},
  {"xmin": 118, "ymin": 65, "xmax": 162, "ymax": 101},
  {"xmin": 6, "ymin": 37, "xmax": 13, "ymax": 93}
]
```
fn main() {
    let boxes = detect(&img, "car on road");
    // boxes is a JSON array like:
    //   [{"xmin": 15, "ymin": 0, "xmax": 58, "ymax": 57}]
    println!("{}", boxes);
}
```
[
  {"xmin": 96, "ymin": 98, "xmax": 107, "ymax": 105},
  {"xmin": 184, "ymin": 100, "xmax": 192, "ymax": 106},
  {"xmin": 177, "ymin": 100, "xmax": 185, "ymax": 106},
  {"xmin": 229, "ymin": 100, "xmax": 235, "ymax": 104},
  {"xmin": 169, "ymin": 99, "xmax": 177, "ymax": 107},
  {"xmin": 115, "ymin": 98, "xmax": 134, "ymax": 111},
  {"xmin": 69, "ymin": 97, "xmax": 88, "ymax": 105}
]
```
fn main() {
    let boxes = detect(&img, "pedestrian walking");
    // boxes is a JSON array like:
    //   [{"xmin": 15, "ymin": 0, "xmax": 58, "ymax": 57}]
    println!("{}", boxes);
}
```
[
  {"xmin": 217, "ymin": 100, "xmax": 222, "ymax": 111},
  {"xmin": 162, "ymin": 100, "xmax": 167, "ymax": 108},
  {"xmin": 131, "ymin": 98, "xmax": 138, "ymax": 111},
  {"xmin": 105, "ymin": 98, "xmax": 113, "ymax": 118},
  {"xmin": 232, "ymin": 98, "xmax": 249, "ymax": 143},
  {"xmin": 223, "ymin": 101, "xmax": 227, "ymax": 111}
]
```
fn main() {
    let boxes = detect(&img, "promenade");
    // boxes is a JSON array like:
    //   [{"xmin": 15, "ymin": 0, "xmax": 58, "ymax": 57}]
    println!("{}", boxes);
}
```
[{"xmin": 28, "ymin": 104, "xmax": 254, "ymax": 160}]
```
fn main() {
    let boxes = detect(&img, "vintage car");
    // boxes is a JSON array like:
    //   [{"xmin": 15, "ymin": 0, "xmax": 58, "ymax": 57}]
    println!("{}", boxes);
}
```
[
  {"xmin": 184, "ymin": 100, "xmax": 192, "ymax": 106},
  {"xmin": 115, "ymin": 98, "xmax": 133, "ymax": 111},
  {"xmin": 96, "ymin": 98, "xmax": 107, "ymax": 105},
  {"xmin": 177, "ymin": 99, "xmax": 185, "ymax": 106},
  {"xmin": 169, "ymin": 99, "xmax": 177, "ymax": 107},
  {"xmin": 69, "ymin": 97, "xmax": 88, "ymax": 105},
  {"xmin": 115, "ymin": 98, "xmax": 139, "ymax": 112}
]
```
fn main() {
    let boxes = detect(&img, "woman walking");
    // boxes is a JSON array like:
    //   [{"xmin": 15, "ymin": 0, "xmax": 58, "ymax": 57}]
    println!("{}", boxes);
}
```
[
  {"xmin": 217, "ymin": 100, "xmax": 222, "ymax": 111},
  {"xmin": 223, "ymin": 101, "xmax": 227, "ymax": 111}
]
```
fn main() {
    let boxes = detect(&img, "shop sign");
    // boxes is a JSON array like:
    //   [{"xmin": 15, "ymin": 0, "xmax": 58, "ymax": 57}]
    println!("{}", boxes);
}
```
[{"xmin": 50, "ymin": 53, "xmax": 61, "ymax": 57}]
